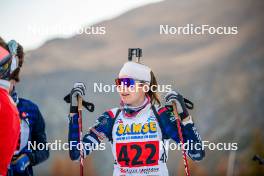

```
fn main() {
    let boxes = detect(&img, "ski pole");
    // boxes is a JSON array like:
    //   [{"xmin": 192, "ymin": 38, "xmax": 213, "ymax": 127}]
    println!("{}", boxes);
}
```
[
  {"xmin": 172, "ymin": 101, "xmax": 191, "ymax": 176},
  {"xmin": 78, "ymin": 96, "xmax": 84, "ymax": 176},
  {"xmin": 253, "ymin": 155, "xmax": 264, "ymax": 165}
]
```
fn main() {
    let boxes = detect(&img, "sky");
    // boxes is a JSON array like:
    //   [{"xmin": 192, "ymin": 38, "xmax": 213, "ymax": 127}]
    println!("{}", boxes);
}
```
[{"xmin": 0, "ymin": 0, "xmax": 162, "ymax": 50}]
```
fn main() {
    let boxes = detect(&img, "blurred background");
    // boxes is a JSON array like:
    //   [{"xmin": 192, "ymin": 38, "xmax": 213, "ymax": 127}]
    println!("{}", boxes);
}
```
[{"xmin": 1, "ymin": 0, "xmax": 264, "ymax": 175}]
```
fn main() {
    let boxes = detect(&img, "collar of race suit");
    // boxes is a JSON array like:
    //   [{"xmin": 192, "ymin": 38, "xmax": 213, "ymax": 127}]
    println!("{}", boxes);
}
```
[
  {"xmin": 0, "ymin": 79, "xmax": 11, "ymax": 92},
  {"xmin": 120, "ymin": 95, "xmax": 151, "ymax": 118}
]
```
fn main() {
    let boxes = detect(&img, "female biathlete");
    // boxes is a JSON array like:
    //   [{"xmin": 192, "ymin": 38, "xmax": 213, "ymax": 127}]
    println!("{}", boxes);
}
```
[{"xmin": 67, "ymin": 61, "xmax": 205, "ymax": 176}]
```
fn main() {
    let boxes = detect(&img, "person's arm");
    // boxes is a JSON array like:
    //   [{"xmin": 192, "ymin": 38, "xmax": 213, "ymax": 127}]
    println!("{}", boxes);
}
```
[
  {"xmin": 158, "ymin": 107, "xmax": 205, "ymax": 161},
  {"xmin": 67, "ymin": 82, "xmax": 114, "ymax": 161},
  {"xmin": 68, "ymin": 111, "xmax": 113, "ymax": 161},
  {"xmin": 0, "ymin": 91, "xmax": 20, "ymax": 176},
  {"xmin": 162, "ymin": 90, "xmax": 205, "ymax": 161},
  {"xmin": 27, "ymin": 106, "xmax": 49, "ymax": 165},
  {"xmin": 181, "ymin": 117, "xmax": 205, "ymax": 161}
]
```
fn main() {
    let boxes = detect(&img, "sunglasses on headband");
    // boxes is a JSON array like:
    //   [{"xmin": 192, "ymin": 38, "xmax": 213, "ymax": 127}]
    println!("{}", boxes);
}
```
[{"xmin": 115, "ymin": 78, "xmax": 149, "ymax": 87}]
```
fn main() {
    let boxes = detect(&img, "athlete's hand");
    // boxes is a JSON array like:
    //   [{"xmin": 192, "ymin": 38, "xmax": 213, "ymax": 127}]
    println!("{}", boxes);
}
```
[
  {"xmin": 11, "ymin": 154, "xmax": 30, "ymax": 173},
  {"xmin": 70, "ymin": 82, "xmax": 86, "ymax": 113},
  {"xmin": 165, "ymin": 90, "xmax": 190, "ymax": 120}
]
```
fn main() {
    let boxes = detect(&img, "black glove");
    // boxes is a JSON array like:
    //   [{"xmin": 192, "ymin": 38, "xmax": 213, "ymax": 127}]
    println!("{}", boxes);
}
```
[
  {"xmin": 165, "ymin": 90, "xmax": 191, "ymax": 120},
  {"xmin": 69, "ymin": 82, "xmax": 86, "ymax": 113}
]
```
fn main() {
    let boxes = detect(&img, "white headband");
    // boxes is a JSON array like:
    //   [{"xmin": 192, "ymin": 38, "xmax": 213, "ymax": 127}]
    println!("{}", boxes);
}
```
[{"xmin": 119, "ymin": 61, "xmax": 151, "ymax": 82}]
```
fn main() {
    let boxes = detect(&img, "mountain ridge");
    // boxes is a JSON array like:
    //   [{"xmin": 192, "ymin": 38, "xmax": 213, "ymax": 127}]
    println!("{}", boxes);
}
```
[{"xmin": 17, "ymin": 0, "xmax": 264, "ymax": 175}]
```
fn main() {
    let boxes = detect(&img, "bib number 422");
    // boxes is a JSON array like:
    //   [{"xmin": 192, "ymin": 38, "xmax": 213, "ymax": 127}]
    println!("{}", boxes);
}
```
[{"xmin": 116, "ymin": 141, "xmax": 159, "ymax": 167}]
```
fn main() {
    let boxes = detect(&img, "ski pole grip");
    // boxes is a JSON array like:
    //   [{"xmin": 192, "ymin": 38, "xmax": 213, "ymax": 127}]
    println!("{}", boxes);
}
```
[
  {"xmin": 172, "ymin": 101, "xmax": 180, "ymax": 120},
  {"xmin": 78, "ymin": 96, "xmax": 83, "ymax": 111}
]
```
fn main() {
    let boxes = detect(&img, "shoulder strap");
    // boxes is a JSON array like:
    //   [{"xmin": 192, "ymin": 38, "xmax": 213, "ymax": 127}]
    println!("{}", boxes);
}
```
[
  {"xmin": 114, "ymin": 109, "xmax": 121, "ymax": 121},
  {"xmin": 109, "ymin": 109, "xmax": 121, "ymax": 142}
]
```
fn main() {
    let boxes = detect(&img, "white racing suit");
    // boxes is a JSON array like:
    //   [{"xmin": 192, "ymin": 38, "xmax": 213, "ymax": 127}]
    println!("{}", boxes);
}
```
[{"xmin": 68, "ymin": 104, "xmax": 205, "ymax": 176}]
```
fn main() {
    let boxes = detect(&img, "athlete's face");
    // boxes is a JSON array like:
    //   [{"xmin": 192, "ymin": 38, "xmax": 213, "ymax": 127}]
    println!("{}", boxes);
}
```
[{"xmin": 117, "ymin": 76, "xmax": 147, "ymax": 106}]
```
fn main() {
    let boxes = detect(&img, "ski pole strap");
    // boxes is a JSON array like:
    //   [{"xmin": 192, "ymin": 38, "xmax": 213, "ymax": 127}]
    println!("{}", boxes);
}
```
[
  {"xmin": 63, "ymin": 94, "xmax": 95, "ymax": 112},
  {"xmin": 183, "ymin": 98, "xmax": 194, "ymax": 110},
  {"xmin": 165, "ymin": 98, "xmax": 194, "ymax": 111},
  {"xmin": 82, "ymin": 101, "xmax": 95, "ymax": 112},
  {"xmin": 253, "ymin": 155, "xmax": 264, "ymax": 165}
]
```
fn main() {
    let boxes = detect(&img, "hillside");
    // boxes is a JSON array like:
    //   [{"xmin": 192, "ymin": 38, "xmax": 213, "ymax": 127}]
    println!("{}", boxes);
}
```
[{"xmin": 17, "ymin": 0, "xmax": 264, "ymax": 175}]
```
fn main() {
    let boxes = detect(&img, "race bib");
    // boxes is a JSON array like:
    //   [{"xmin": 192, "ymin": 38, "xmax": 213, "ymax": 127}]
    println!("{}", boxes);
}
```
[{"xmin": 116, "ymin": 141, "xmax": 159, "ymax": 167}]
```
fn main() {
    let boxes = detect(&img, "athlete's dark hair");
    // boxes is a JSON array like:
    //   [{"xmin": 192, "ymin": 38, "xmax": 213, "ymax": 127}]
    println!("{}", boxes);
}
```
[
  {"xmin": 0, "ymin": 37, "xmax": 8, "ymax": 50},
  {"xmin": 147, "ymin": 71, "xmax": 161, "ymax": 106},
  {"xmin": 0, "ymin": 37, "xmax": 24, "ymax": 82}
]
